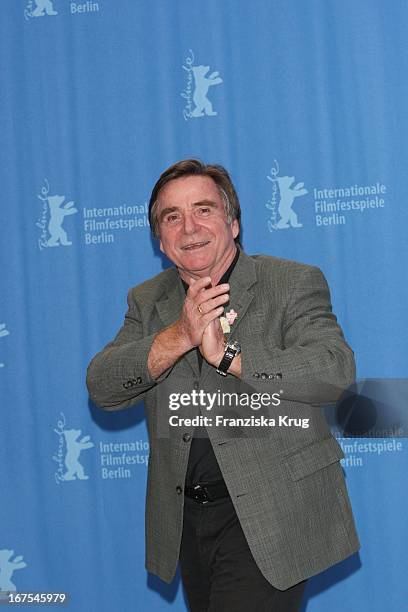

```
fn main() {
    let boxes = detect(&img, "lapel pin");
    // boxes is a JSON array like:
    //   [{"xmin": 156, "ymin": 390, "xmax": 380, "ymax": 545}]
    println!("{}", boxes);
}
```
[
  {"xmin": 220, "ymin": 316, "xmax": 230, "ymax": 333},
  {"xmin": 226, "ymin": 309, "xmax": 238, "ymax": 325}
]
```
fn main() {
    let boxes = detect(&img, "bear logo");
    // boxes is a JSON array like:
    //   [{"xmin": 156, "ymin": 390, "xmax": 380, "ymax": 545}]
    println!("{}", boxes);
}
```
[
  {"xmin": 62, "ymin": 429, "xmax": 94, "ymax": 481},
  {"xmin": 275, "ymin": 175, "xmax": 308, "ymax": 229},
  {"xmin": 191, "ymin": 65, "xmax": 223, "ymax": 117},
  {"xmin": 45, "ymin": 194, "xmax": 78, "ymax": 247},
  {"xmin": 0, "ymin": 549, "xmax": 27, "ymax": 592},
  {"xmin": 267, "ymin": 164, "xmax": 308, "ymax": 230},
  {"xmin": 37, "ymin": 181, "xmax": 78, "ymax": 248},
  {"xmin": 31, "ymin": 0, "xmax": 58, "ymax": 17}
]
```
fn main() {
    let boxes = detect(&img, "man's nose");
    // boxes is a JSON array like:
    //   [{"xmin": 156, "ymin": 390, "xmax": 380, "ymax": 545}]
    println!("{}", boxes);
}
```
[{"xmin": 182, "ymin": 212, "xmax": 198, "ymax": 234}]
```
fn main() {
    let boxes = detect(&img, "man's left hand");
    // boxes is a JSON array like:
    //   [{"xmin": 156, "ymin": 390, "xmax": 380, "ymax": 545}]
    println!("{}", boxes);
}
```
[{"xmin": 199, "ymin": 317, "xmax": 225, "ymax": 367}]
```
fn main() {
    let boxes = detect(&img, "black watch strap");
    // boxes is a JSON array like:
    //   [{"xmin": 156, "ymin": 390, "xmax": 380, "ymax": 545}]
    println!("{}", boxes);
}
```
[{"xmin": 216, "ymin": 341, "xmax": 241, "ymax": 376}]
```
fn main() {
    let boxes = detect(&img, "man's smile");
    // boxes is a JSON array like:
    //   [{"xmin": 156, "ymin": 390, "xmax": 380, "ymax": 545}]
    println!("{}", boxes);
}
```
[{"xmin": 180, "ymin": 241, "xmax": 211, "ymax": 251}]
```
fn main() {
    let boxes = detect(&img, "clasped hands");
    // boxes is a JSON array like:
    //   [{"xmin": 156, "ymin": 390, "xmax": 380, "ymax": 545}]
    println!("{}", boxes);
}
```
[{"xmin": 176, "ymin": 276, "xmax": 229, "ymax": 368}]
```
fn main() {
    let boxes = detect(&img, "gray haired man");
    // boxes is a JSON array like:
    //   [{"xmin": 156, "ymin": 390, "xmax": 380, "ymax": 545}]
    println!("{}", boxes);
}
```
[{"xmin": 87, "ymin": 159, "xmax": 360, "ymax": 611}]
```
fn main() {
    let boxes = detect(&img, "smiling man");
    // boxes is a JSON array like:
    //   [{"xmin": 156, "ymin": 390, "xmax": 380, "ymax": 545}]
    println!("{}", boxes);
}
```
[{"xmin": 87, "ymin": 159, "xmax": 360, "ymax": 612}]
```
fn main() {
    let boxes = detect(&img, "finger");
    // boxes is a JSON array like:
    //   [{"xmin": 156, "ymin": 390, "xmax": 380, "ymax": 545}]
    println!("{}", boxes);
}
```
[
  {"xmin": 197, "ymin": 293, "xmax": 229, "ymax": 315},
  {"xmin": 194, "ymin": 283, "xmax": 230, "ymax": 304},
  {"xmin": 187, "ymin": 276, "xmax": 212, "ymax": 297},
  {"xmin": 201, "ymin": 306, "xmax": 225, "ymax": 324}
]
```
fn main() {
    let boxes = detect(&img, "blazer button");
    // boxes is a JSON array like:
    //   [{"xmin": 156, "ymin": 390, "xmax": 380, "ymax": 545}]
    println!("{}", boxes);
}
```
[
  {"xmin": 137, "ymin": 376, "xmax": 142, "ymax": 384},
  {"xmin": 183, "ymin": 433, "xmax": 191, "ymax": 442},
  {"xmin": 176, "ymin": 486, "xmax": 183, "ymax": 494},
  {"xmin": 253, "ymin": 372, "xmax": 260, "ymax": 378},
  {"xmin": 276, "ymin": 373, "xmax": 282, "ymax": 379},
  {"xmin": 268, "ymin": 374, "xmax": 275, "ymax": 379},
  {"xmin": 260, "ymin": 372, "xmax": 268, "ymax": 379}
]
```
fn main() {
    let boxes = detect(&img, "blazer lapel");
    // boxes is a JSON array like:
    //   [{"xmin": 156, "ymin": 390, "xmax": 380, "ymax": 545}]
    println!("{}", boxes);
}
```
[
  {"xmin": 227, "ymin": 250, "xmax": 257, "ymax": 338},
  {"xmin": 200, "ymin": 251, "xmax": 258, "ymax": 384}
]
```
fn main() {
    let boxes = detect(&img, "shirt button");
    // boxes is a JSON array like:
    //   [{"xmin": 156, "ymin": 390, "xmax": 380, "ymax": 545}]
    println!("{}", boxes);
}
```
[
  {"xmin": 176, "ymin": 486, "xmax": 183, "ymax": 494},
  {"xmin": 182, "ymin": 433, "xmax": 191, "ymax": 442}
]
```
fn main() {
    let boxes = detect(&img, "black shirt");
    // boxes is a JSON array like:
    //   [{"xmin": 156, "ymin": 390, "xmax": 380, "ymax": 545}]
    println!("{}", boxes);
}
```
[{"xmin": 182, "ymin": 248, "xmax": 240, "ymax": 486}]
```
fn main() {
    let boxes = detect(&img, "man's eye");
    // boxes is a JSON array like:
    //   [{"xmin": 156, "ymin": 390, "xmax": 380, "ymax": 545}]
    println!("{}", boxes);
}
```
[
  {"xmin": 165, "ymin": 214, "xmax": 180, "ymax": 224},
  {"xmin": 197, "ymin": 207, "xmax": 211, "ymax": 215}
]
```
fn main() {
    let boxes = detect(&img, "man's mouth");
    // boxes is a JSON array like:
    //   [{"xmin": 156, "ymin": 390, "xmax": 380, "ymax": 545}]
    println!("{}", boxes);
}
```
[{"xmin": 181, "ymin": 241, "xmax": 210, "ymax": 251}]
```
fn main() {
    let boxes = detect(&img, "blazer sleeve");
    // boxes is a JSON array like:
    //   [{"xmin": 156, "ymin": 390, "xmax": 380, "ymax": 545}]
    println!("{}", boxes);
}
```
[
  {"xmin": 240, "ymin": 265, "xmax": 356, "ymax": 405},
  {"xmin": 86, "ymin": 287, "xmax": 168, "ymax": 411}
]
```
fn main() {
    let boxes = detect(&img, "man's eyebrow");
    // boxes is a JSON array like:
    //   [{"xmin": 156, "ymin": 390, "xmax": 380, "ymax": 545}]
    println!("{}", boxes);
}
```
[
  {"xmin": 192, "ymin": 199, "xmax": 218, "ymax": 208},
  {"xmin": 158, "ymin": 200, "xmax": 218, "ymax": 222}
]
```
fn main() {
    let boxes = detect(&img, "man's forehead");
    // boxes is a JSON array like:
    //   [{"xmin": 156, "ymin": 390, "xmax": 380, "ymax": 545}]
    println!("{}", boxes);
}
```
[{"xmin": 157, "ymin": 175, "xmax": 223, "ymax": 207}]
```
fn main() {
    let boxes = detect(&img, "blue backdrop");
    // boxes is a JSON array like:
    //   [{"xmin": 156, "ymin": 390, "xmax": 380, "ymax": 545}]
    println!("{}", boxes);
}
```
[{"xmin": 1, "ymin": 1, "xmax": 407, "ymax": 610}]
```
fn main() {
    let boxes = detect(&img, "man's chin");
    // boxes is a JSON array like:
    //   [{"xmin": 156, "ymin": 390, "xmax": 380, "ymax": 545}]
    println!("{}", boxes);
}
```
[
  {"xmin": 177, "ymin": 250, "xmax": 212, "ymax": 267},
  {"xmin": 177, "ymin": 256, "xmax": 214, "ymax": 277}
]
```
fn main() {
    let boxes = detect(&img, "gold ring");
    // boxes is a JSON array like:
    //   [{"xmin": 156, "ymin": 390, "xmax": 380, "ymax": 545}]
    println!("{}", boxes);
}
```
[{"xmin": 197, "ymin": 304, "xmax": 203, "ymax": 314}]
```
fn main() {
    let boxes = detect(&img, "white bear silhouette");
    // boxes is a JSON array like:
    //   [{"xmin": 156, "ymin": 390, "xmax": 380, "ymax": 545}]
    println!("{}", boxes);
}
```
[
  {"xmin": 275, "ymin": 176, "xmax": 308, "ymax": 229},
  {"xmin": 46, "ymin": 194, "xmax": 77, "ymax": 247},
  {"xmin": 32, "ymin": 0, "xmax": 57, "ymax": 17},
  {"xmin": 0, "ymin": 549, "xmax": 27, "ymax": 592},
  {"xmin": 191, "ymin": 65, "xmax": 223, "ymax": 117},
  {"xmin": 62, "ymin": 429, "xmax": 94, "ymax": 481}
]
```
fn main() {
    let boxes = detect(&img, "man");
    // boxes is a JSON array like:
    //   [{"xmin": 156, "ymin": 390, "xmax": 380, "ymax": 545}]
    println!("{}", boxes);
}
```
[{"xmin": 87, "ymin": 159, "xmax": 360, "ymax": 611}]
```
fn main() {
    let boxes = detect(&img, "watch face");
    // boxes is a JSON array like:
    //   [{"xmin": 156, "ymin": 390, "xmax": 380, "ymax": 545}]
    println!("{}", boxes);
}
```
[
  {"xmin": 217, "ymin": 339, "xmax": 240, "ymax": 376},
  {"xmin": 228, "ymin": 340, "xmax": 241, "ymax": 354}
]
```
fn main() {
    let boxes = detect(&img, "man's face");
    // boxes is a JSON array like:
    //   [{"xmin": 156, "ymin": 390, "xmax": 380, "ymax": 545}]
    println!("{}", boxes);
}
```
[{"xmin": 156, "ymin": 175, "xmax": 239, "ymax": 280}]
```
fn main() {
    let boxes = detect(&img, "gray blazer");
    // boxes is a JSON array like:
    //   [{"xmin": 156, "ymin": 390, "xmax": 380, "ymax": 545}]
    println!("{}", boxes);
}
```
[{"xmin": 87, "ymin": 251, "xmax": 360, "ymax": 590}]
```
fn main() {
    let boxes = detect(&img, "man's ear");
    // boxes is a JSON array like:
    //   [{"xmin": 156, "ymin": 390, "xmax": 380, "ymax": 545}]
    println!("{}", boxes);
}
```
[
  {"xmin": 159, "ymin": 240, "xmax": 164, "ymax": 253},
  {"xmin": 231, "ymin": 219, "xmax": 239, "ymax": 239}
]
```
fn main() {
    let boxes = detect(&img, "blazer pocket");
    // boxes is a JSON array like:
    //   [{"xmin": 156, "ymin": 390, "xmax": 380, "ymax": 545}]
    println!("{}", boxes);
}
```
[{"xmin": 284, "ymin": 436, "xmax": 345, "ymax": 481}]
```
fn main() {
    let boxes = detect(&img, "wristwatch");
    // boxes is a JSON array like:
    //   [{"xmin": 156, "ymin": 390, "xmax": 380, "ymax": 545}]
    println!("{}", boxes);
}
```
[{"xmin": 216, "ymin": 340, "xmax": 241, "ymax": 376}]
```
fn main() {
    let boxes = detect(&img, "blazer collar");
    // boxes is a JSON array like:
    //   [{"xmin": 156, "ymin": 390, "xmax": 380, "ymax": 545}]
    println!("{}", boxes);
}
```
[
  {"xmin": 226, "ymin": 249, "xmax": 257, "ymax": 338},
  {"xmin": 197, "ymin": 249, "xmax": 258, "ymax": 385}
]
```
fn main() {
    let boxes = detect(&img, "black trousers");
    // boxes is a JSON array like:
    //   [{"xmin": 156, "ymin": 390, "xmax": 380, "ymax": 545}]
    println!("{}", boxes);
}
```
[{"xmin": 179, "ymin": 494, "xmax": 306, "ymax": 612}]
